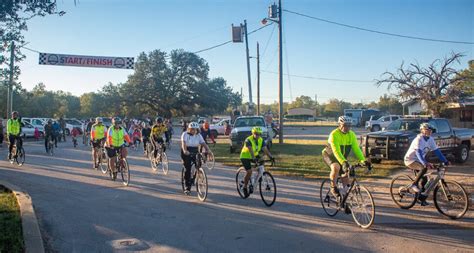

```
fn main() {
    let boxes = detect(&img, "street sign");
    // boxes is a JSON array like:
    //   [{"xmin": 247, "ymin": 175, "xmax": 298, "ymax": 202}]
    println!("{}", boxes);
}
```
[{"xmin": 39, "ymin": 53, "xmax": 134, "ymax": 69}]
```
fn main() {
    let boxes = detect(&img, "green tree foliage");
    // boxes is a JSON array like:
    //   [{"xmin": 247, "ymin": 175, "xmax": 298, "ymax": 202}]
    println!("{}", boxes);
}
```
[
  {"xmin": 323, "ymin": 99, "xmax": 352, "ymax": 117},
  {"xmin": 288, "ymin": 95, "xmax": 316, "ymax": 109},
  {"xmin": 377, "ymin": 94, "xmax": 403, "ymax": 115}
]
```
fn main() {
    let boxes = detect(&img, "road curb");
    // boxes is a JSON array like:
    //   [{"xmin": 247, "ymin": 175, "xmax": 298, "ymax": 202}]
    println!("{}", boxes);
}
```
[{"xmin": 0, "ymin": 180, "xmax": 45, "ymax": 253}]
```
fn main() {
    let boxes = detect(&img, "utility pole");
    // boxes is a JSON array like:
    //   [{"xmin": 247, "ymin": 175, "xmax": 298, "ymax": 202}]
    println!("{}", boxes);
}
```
[
  {"xmin": 244, "ymin": 20, "xmax": 253, "ymax": 114},
  {"xmin": 256, "ymin": 42, "xmax": 260, "ymax": 116},
  {"xmin": 7, "ymin": 42, "xmax": 15, "ymax": 118},
  {"xmin": 277, "ymin": 0, "xmax": 283, "ymax": 144}
]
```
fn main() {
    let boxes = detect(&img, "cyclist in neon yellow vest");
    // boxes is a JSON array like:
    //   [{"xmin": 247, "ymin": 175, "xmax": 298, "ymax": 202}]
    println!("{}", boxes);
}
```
[
  {"xmin": 322, "ymin": 116, "xmax": 371, "ymax": 197},
  {"xmin": 7, "ymin": 111, "xmax": 23, "ymax": 160},
  {"xmin": 240, "ymin": 126, "xmax": 274, "ymax": 197},
  {"xmin": 105, "ymin": 117, "xmax": 132, "ymax": 172},
  {"xmin": 91, "ymin": 117, "xmax": 107, "ymax": 170}
]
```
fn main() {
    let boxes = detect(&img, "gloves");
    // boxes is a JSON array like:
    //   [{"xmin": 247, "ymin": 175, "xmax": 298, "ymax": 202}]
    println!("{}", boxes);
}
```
[{"xmin": 363, "ymin": 160, "xmax": 372, "ymax": 171}]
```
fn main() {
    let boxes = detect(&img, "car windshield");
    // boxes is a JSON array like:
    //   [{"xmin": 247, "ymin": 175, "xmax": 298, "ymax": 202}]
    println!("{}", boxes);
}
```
[
  {"xmin": 65, "ymin": 119, "xmax": 81, "ymax": 125},
  {"xmin": 387, "ymin": 120, "xmax": 424, "ymax": 131},
  {"xmin": 234, "ymin": 118, "xmax": 265, "ymax": 128}
]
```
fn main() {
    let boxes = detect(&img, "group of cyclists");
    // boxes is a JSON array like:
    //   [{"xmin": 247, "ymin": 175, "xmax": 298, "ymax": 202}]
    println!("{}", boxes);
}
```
[{"xmin": 4, "ymin": 111, "xmax": 452, "ymax": 208}]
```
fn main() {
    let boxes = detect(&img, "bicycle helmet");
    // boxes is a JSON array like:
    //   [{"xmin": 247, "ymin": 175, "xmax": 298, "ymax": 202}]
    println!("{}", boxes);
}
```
[
  {"xmin": 112, "ymin": 117, "xmax": 122, "ymax": 124},
  {"xmin": 156, "ymin": 117, "xmax": 163, "ymax": 124},
  {"xmin": 338, "ymin": 116, "xmax": 352, "ymax": 125},
  {"xmin": 96, "ymin": 117, "xmax": 103, "ymax": 123},
  {"xmin": 188, "ymin": 122, "xmax": 200, "ymax": 129},
  {"xmin": 419, "ymin": 122, "xmax": 435, "ymax": 130},
  {"xmin": 251, "ymin": 126, "xmax": 263, "ymax": 135}
]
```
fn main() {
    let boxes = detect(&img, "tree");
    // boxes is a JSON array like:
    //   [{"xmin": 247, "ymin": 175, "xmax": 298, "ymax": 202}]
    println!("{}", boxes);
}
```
[
  {"xmin": 377, "ymin": 94, "xmax": 403, "ymax": 115},
  {"xmin": 376, "ymin": 52, "xmax": 470, "ymax": 116},
  {"xmin": 323, "ymin": 99, "xmax": 351, "ymax": 117},
  {"xmin": 288, "ymin": 95, "xmax": 315, "ymax": 109}
]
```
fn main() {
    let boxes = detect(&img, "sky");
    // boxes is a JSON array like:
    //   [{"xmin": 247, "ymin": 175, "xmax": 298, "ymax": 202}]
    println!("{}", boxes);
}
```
[{"xmin": 14, "ymin": 0, "xmax": 474, "ymax": 104}]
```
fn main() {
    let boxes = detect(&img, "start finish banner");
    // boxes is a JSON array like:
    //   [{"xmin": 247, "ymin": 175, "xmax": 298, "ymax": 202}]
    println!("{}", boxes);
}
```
[{"xmin": 39, "ymin": 53, "xmax": 134, "ymax": 69}]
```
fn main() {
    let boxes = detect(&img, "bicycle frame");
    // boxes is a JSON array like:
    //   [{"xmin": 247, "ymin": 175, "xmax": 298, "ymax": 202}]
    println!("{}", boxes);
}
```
[{"xmin": 415, "ymin": 165, "xmax": 445, "ymax": 196}]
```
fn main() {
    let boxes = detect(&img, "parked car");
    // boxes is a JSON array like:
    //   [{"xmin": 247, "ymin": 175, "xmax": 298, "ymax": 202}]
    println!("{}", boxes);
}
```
[
  {"xmin": 21, "ymin": 122, "xmax": 44, "ymax": 138},
  {"xmin": 229, "ymin": 116, "xmax": 273, "ymax": 153},
  {"xmin": 210, "ymin": 119, "xmax": 230, "ymax": 137},
  {"xmin": 22, "ymin": 118, "xmax": 45, "ymax": 133},
  {"xmin": 361, "ymin": 117, "xmax": 474, "ymax": 164},
  {"xmin": 64, "ymin": 118, "xmax": 83, "ymax": 135},
  {"xmin": 365, "ymin": 115, "xmax": 401, "ymax": 132}
]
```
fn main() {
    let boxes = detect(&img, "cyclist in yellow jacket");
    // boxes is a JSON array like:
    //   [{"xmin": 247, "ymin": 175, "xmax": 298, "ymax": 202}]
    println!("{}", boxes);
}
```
[
  {"xmin": 240, "ymin": 127, "xmax": 274, "ymax": 197},
  {"xmin": 7, "ymin": 111, "xmax": 23, "ymax": 160},
  {"xmin": 322, "ymin": 116, "xmax": 370, "ymax": 197},
  {"xmin": 90, "ymin": 117, "xmax": 107, "ymax": 169},
  {"xmin": 105, "ymin": 117, "xmax": 132, "ymax": 172}
]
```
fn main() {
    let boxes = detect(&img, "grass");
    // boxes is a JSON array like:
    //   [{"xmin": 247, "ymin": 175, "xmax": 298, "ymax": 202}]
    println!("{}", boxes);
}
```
[
  {"xmin": 211, "ymin": 139, "xmax": 404, "ymax": 179},
  {"xmin": 0, "ymin": 185, "xmax": 24, "ymax": 253}
]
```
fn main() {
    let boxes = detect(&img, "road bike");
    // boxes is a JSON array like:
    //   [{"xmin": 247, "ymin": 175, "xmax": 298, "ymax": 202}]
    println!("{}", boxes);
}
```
[
  {"xmin": 8, "ymin": 136, "xmax": 25, "ymax": 166},
  {"xmin": 47, "ymin": 136, "xmax": 55, "ymax": 156},
  {"xmin": 148, "ymin": 142, "xmax": 169, "ymax": 175},
  {"xmin": 92, "ymin": 140, "xmax": 107, "ymax": 174},
  {"xmin": 105, "ymin": 145, "xmax": 130, "ymax": 186},
  {"xmin": 236, "ymin": 159, "xmax": 276, "ymax": 207},
  {"xmin": 320, "ymin": 163, "xmax": 375, "ymax": 229},
  {"xmin": 181, "ymin": 151, "xmax": 208, "ymax": 202},
  {"xmin": 201, "ymin": 149, "xmax": 215, "ymax": 170},
  {"xmin": 72, "ymin": 136, "xmax": 78, "ymax": 148},
  {"xmin": 390, "ymin": 163, "xmax": 469, "ymax": 219}
]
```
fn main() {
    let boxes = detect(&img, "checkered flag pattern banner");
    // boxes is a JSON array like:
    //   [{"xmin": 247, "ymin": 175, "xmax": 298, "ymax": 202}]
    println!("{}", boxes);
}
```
[{"xmin": 39, "ymin": 53, "xmax": 134, "ymax": 70}]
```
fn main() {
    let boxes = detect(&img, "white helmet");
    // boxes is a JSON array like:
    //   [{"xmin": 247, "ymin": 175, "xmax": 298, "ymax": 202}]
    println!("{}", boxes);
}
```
[
  {"xmin": 338, "ymin": 116, "xmax": 352, "ymax": 125},
  {"xmin": 188, "ymin": 122, "xmax": 200, "ymax": 129},
  {"xmin": 96, "ymin": 117, "xmax": 103, "ymax": 123},
  {"xmin": 419, "ymin": 122, "xmax": 435, "ymax": 130}
]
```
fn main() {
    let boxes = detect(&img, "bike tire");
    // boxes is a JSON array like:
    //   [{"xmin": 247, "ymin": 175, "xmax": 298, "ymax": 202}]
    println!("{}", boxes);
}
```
[
  {"xmin": 150, "ymin": 152, "xmax": 158, "ymax": 172},
  {"xmin": 49, "ymin": 143, "xmax": 54, "ymax": 156},
  {"xmin": 235, "ymin": 167, "xmax": 249, "ymax": 199},
  {"xmin": 181, "ymin": 167, "xmax": 186, "ymax": 192},
  {"xmin": 204, "ymin": 151, "xmax": 215, "ymax": 171},
  {"xmin": 259, "ymin": 171, "xmax": 276, "ymax": 207},
  {"xmin": 120, "ymin": 158, "xmax": 130, "ymax": 186},
  {"xmin": 320, "ymin": 179, "xmax": 340, "ymax": 217},
  {"xmin": 99, "ymin": 151, "xmax": 108, "ymax": 174},
  {"xmin": 348, "ymin": 184, "xmax": 375, "ymax": 229},
  {"xmin": 160, "ymin": 152, "xmax": 169, "ymax": 175},
  {"xmin": 390, "ymin": 174, "xmax": 417, "ymax": 209},
  {"xmin": 196, "ymin": 167, "xmax": 208, "ymax": 202},
  {"xmin": 433, "ymin": 180, "xmax": 469, "ymax": 220},
  {"xmin": 16, "ymin": 147, "xmax": 25, "ymax": 166}
]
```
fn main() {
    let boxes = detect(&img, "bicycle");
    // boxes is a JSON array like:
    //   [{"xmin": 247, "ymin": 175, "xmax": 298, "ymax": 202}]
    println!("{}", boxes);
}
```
[
  {"xmin": 8, "ymin": 136, "xmax": 25, "ymax": 166},
  {"xmin": 180, "ymin": 151, "xmax": 208, "ymax": 202},
  {"xmin": 72, "ymin": 136, "xmax": 78, "ymax": 148},
  {"xmin": 47, "ymin": 136, "xmax": 55, "ymax": 156},
  {"xmin": 92, "ymin": 140, "xmax": 107, "ymax": 173},
  {"xmin": 236, "ymin": 159, "xmax": 277, "ymax": 207},
  {"xmin": 202, "ymin": 149, "xmax": 215, "ymax": 170},
  {"xmin": 105, "ymin": 145, "xmax": 130, "ymax": 186},
  {"xmin": 320, "ymin": 163, "xmax": 375, "ymax": 229},
  {"xmin": 390, "ymin": 163, "xmax": 469, "ymax": 219},
  {"xmin": 83, "ymin": 132, "xmax": 90, "ymax": 146},
  {"xmin": 148, "ymin": 142, "xmax": 169, "ymax": 175}
]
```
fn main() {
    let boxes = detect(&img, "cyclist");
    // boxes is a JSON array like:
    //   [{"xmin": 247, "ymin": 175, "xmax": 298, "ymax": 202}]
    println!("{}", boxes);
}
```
[
  {"xmin": 91, "ymin": 117, "xmax": 107, "ymax": 169},
  {"xmin": 6, "ymin": 111, "xmax": 22, "ymax": 160},
  {"xmin": 404, "ymin": 122, "xmax": 449, "ymax": 206},
  {"xmin": 105, "ymin": 117, "xmax": 132, "ymax": 173},
  {"xmin": 85, "ymin": 118, "xmax": 94, "ymax": 144},
  {"xmin": 59, "ymin": 117, "xmax": 66, "ymax": 142},
  {"xmin": 164, "ymin": 119, "xmax": 173, "ymax": 146},
  {"xmin": 150, "ymin": 117, "xmax": 167, "ymax": 159},
  {"xmin": 52, "ymin": 120, "xmax": 60, "ymax": 146},
  {"xmin": 43, "ymin": 120, "xmax": 54, "ymax": 153},
  {"xmin": 240, "ymin": 126, "xmax": 274, "ymax": 197},
  {"xmin": 181, "ymin": 122, "xmax": 210, "ymax": 195},
  {"xmin": 322, "ymin": 116, "xmax": 370, "ymax": 198},
  {"xmin": 71, "ymin": 127, "xmax": 80, "ymax": 146},
  {"xmin": 141, "ymin": 121, "xmax": 151, "ymax": 155}
]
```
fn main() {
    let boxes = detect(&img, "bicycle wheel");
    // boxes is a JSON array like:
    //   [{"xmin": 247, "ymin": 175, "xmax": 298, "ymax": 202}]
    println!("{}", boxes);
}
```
[
  {"xmin": 150, "ymin": 151, "xmax": 158, "ymax": 172},
  {"xmin": 259, "ymin": 171, "xmax": 276, "ymax": 207},
  {"xmin": 348, "ymin": 184, "xmax": 375, "ymax": 229},
  {"xmin": 181, "ymin": 167, "xmax": 186, "ymax": 192},
  {"xmin": 16, "ymin": 147, "xmax": 25, "ymax": 166},
  {"xmin": 433, "ymin": 180, "xmax": 469, "ymax": 219},
  {"xmin": 196, "ymin": 167, "xmax": 208, "ymax": 202},
  {"xmin": 320, "ymin": 179, "xmax": 340, "ymax": 217},
  {"xmin": 49, "ymin": 143, "xmax": 54, "ymax": 156},
  {"xmin": 235, "ymin": 168, "xmax": 248, "ymax": 199},
  {"xmin": 204, "ymin": 151, "xmax": 215, "ymax": 171},
  {"xmin": 99, "ymin": 151, "xmax": 108, "ymax": 174},
  {"xmin": 390, "ymin": 174, "xmax": 417, "ymax": 209},
  {"xmin": 160, "ymin": 152, "xmax": 169, "ymax": 175},
  {"xmin": 120, "ymin": 159, "xmax": 130, "ymax": 186}
]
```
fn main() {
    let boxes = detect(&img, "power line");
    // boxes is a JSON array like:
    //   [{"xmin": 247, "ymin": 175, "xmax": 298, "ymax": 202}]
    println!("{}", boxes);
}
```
[
  {"xmin": 193, "ymin": 23, "xmax": 273, "ymax": 54},
  {"xmin": 284, "ymin": 9, "xmax": 474, "ymax": 45},
  {"xmin": 261, "ymin": 70, "xmax": 374, "ymax": 83}
]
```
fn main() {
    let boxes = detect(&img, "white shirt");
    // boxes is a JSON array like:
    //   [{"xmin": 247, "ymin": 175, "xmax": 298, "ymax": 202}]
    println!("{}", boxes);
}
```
[
  {"xmin": 181, "ymin": 132, "xmax": 205, "ymax": 147},
  {"xmin": 404, "ymin": 134, "xmax": 438, "ymax": 165}
]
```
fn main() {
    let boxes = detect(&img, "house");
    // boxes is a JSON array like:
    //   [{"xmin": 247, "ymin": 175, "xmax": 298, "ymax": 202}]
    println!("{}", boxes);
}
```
[
  {"xmin": 286, "ymin": 107, "xmax": 315, "ymax": 121},
  {"xmin": 401, "ymin": 100, "xmax": 427, "ymax": 115},
  {"xmin": 447, "ymin": 97, "xmax": 474, "ymax": 128}
]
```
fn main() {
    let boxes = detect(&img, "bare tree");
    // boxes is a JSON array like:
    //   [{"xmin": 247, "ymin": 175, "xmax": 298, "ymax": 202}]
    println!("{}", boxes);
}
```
[{"xmin": 376, "ymin": 52, "xmax": 470, "ymax": 116}]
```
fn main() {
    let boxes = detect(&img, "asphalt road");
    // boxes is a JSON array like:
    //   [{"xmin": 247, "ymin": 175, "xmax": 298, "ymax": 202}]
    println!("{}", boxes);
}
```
[{"xmin": 0, "ymin": 138, "xmax": 473, "ymax": 253}]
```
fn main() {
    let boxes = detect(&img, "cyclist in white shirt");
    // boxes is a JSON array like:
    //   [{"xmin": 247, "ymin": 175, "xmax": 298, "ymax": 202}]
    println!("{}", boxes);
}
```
[
  {"xmin": 404, "ymin": 122, "xmax": 449, "ymax": 205},
  {"xmin": 181, "ymin": 122, "xmax": 210, "ymax": 195}
]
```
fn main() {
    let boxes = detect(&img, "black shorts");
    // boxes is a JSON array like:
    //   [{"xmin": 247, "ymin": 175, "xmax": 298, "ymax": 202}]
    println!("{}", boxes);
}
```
[
  {"xmin": 92, "ymin": 138, "xmax": 105, "ymax": 148},
  {"xmin": 241, "ymin": 158, "xmax": 253, "ymax": 171},
  {"xmin": 106, "ymin": 147, "xmax": 122, "ymax": 158}
]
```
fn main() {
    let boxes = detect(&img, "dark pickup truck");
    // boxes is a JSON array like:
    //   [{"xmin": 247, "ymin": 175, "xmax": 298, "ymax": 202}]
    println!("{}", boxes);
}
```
[{"xmin": 361, "ymin": 117, "xmax": 474, "ymax": 164}]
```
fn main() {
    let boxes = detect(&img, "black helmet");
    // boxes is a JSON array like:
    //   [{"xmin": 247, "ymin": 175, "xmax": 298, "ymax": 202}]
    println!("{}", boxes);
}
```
[
  {"xmin": 112, "ymin": 117, "xmax": 122, "ymax": 125},
  {"xmin": 156, "ymin": 117, "xmax": 163, "ymax": 123}
]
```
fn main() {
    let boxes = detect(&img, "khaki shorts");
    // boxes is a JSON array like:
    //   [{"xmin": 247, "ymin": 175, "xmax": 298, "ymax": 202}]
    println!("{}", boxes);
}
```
[{"xmin": 405, "ymin": 161, "xmax": 424, "ymax": 171}]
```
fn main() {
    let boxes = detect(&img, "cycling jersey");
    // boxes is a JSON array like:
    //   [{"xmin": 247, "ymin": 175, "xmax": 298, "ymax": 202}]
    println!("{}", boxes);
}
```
[
  {"xmin": 323, "ymin": 128, "xmax": 365, "ymax": 164},
  {"xmin": 151, "ymin": 124, "xmax": 167, "ymax": 138},
  {"xmin": 404, "ymin": 134, "xmax": 447, "ymax": 166},
  {"xmin": 91, "ymin": 123, "xmax": 106, "ymax": 140},
  {"xmin": 7, "ymin": 118, "xmax": 21, "ymax": 136},
  {"xmin": 240, "ymin": 136, "xmax": 266, "ymax": 159},
  {"xmin": 107, "ymin": 126, "xmax": 131, "ymax": 148}
]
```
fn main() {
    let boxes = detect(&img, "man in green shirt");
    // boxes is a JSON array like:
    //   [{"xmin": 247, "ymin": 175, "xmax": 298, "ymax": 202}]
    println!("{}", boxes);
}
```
[
  {"xmin": 7, "ymin": 111, "xmax": 22, "ymax": 160},
  {"xmin": 322, "ymin": 116, "xmax": 370, "ymax": 197}
]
